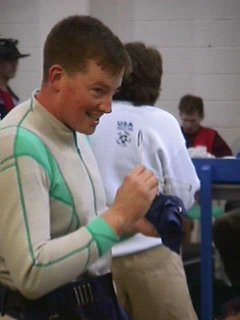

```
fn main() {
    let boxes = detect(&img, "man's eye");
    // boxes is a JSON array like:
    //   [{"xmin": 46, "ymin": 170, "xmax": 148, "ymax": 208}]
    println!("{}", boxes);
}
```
[{"xmin": 93, "ymin": 88, "xmax": 104, "ymax": 95}]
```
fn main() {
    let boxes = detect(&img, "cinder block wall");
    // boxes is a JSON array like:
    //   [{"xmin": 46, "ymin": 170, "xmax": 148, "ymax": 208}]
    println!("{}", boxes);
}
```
[
  {"xmin": 1, "ymin": 0, "xmax": 240, "ymax": 153},
  {"xmin": 0, "ymin": 0, "xmax": 89, "ymax": 99}
]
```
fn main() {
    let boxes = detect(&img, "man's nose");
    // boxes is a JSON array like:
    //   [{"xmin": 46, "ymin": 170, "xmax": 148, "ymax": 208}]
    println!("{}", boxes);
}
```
[{"xmin": 99, "ymin": 96, "xmax": 112, "ymax": 114}]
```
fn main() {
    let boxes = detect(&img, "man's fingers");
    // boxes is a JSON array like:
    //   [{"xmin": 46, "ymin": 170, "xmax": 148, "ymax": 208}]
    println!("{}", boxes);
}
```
[
  {"xmin": 146, "ymin": 174, "xmax": 159, "ymax": 189},
  {"xmin": 131, "ymin": 165, "xmax": 159, "ymax": 193}
]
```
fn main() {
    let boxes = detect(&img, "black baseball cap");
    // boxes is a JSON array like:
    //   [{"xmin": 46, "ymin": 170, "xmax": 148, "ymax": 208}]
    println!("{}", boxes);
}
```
[{"xmin": 0, "ymin": 38, "xmax": 30, "ymax": 59}]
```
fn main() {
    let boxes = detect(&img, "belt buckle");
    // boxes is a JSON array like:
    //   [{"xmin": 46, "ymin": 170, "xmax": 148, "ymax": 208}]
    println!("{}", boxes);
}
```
[{"xmin": 74, "ymin": 282, "xmax": 94, "ymax": 306}]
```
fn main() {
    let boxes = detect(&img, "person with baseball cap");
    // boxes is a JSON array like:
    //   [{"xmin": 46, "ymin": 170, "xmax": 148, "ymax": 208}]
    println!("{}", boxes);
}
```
[{"xmin": 0, "ymin": 38, "xmax": 30, "ymax": 119}]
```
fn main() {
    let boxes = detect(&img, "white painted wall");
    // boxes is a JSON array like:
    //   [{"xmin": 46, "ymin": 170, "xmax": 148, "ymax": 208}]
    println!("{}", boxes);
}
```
[{"xmin": 1, "ymin": 0, "xmax": 240, "ymax": 153}]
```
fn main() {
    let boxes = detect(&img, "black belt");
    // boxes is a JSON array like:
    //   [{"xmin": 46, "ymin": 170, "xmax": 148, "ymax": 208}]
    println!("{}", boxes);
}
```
[
  {"xmin": 0, "ymin": 284, "xmax": 59, "ymax": 319},
  {"xmin": 0, "ymin": 273, "xmax": 116, "ymax": 319},
  {"xmin": 1, "ymin": 286, "xmax": 26, "ymax": 309}
]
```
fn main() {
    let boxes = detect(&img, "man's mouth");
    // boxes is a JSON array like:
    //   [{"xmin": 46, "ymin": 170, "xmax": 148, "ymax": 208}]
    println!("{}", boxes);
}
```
[{"xmin": 87, "ymin": 112, "xmax": 101, "ymax": 124}]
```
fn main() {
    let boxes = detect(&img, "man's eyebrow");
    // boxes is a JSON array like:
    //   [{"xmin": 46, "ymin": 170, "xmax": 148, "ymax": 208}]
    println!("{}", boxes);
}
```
[
  {"xmin": 90, "ymin": 81, "xmax": 111, "ymax": 89},
  {"xmin": 91, "ymin": 81, "xmax": 120, "ymax": 92}
]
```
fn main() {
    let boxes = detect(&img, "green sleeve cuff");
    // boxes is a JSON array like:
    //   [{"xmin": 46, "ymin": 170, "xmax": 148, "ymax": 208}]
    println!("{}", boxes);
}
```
[{"xmin": 86, "ymin": 217, "xmax": 119, "ymax": 256}]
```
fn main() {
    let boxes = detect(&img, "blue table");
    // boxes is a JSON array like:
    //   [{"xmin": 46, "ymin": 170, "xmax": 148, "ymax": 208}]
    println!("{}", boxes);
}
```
[{"xmin": 192, "ymin": 158, "xmax": 240, "ymax": 320}]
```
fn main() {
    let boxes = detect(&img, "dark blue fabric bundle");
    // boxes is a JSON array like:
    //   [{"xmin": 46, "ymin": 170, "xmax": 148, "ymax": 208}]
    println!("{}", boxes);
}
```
[{"xmin": 146, "ymin": 194, "xmax": 187, "ymax": 254}]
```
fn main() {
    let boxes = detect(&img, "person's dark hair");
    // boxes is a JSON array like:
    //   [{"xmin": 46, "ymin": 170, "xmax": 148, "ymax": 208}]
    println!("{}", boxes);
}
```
[
  {"xmin": 114, "ymin": 42, "xmax": 162, "ymax": 106},
  {"xmin": 43, "ymin": 15, "xmax": 131, "ymax": 82},
  {"xmin": 178, "ymin": 94, "xmax": 204, "ymax": 118}
]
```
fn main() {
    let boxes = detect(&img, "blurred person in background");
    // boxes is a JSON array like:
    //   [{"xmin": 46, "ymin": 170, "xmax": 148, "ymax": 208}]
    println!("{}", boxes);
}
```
[
  {"xmin": 178, "ymin": 94, "xmax": 232, "ymax": 158},
  {"xmin": 178, "ymin": 94, "xmax": 240, "ymax": 315},
  {"xmin": 178, "ymin": 94, "xmax": 234, "ymax": 246},
  {"xmin": 0, "ymin": 38, "xmax": 30, "ymax": 120}
]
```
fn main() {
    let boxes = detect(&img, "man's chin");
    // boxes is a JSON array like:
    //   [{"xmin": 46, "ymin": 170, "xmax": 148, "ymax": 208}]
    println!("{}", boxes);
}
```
[{"xmin": 79, "ymin": 127, "xmax": 96, "ymax": 135}]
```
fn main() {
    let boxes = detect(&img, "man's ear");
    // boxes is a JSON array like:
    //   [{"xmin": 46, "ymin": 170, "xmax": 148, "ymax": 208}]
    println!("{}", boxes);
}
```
[{"xmin": 48, "ymin": 64, "xmax": 64, "ymax": 91}]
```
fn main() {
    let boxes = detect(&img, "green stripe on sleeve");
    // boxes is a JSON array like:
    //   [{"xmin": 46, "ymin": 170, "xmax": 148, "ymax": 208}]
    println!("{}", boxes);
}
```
[{"xmin": 86, "ymin": 217, "xmax": 119, "ymax": 256}]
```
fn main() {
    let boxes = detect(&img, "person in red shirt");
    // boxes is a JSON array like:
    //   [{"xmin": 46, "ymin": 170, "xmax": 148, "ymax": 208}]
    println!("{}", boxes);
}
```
[
  {"xmin": 179, "ymin": 94, "xmax": 240, "ymax": 300},
  {"xmin": 0, "ymin": 38, "xmax": 30, "ymax": 119},
  {"xmin": 178, "ymin": 94, "xmax": 232, "ymax": 157},
  {"xmin": 178, "ymin": 94, "xmax": 233, "ymax": 254}
]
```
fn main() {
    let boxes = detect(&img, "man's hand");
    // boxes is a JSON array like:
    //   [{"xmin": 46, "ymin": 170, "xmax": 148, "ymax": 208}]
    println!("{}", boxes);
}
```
[
  {"xmin": 126, "ymin": 218, "xmax": 159, "ymax": 237},
  {"xmin": 102, "ymin": 166, "xmax": 159, "ymax": 236}
]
